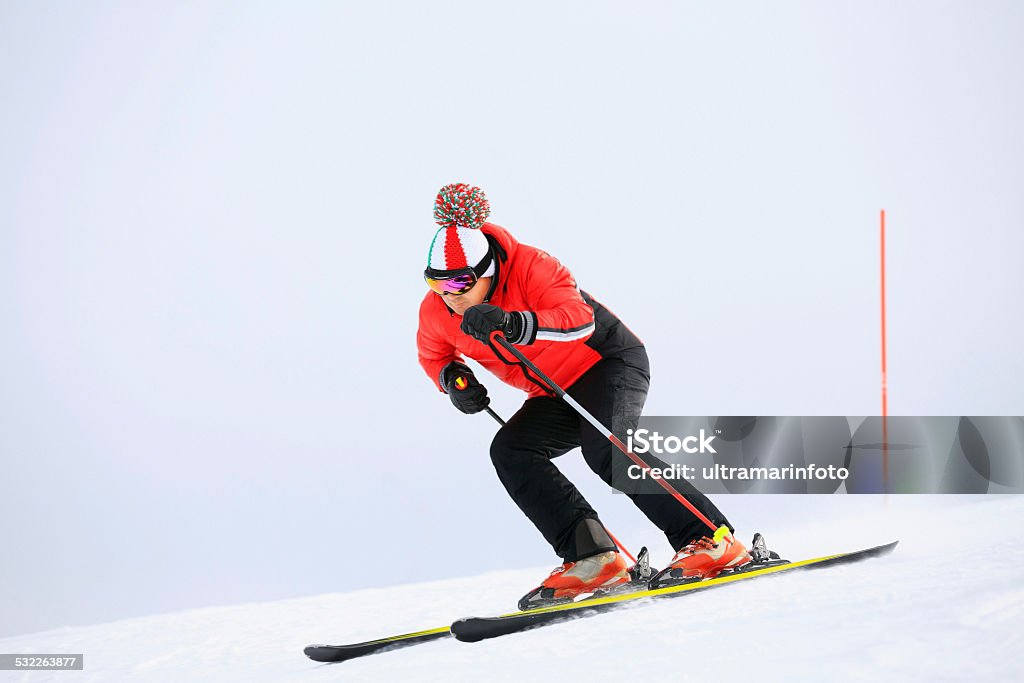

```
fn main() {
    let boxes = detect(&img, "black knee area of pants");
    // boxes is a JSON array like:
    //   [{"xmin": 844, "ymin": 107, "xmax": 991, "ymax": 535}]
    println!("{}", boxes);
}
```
[{"xmin": 489, "ymin": 428, "xmax": 517, "ymax": 469}]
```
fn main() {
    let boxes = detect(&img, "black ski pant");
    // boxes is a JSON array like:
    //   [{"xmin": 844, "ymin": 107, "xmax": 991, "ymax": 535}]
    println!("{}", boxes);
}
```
[{"xmin": 489, "ymin": 346, "xmax": 732, "ymax": 562}]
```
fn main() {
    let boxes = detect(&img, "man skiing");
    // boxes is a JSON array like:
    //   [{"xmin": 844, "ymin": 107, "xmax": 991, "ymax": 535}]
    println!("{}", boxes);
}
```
[{"xmin": 417, "ymin": 183, "xmax": 751, "ymax": 606}]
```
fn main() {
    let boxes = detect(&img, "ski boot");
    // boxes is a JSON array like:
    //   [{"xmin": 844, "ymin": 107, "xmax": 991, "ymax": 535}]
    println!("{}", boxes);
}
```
[
  {"xmin": 649, "ymin": 530, "xmax": 789, "ymax": 590},
  {"xmin": 519, "ymin": 547, "xmax": 657, "ymax": 611}
]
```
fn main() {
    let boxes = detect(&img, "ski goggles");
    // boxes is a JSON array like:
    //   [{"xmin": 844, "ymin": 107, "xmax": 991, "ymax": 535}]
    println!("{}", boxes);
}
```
[{"xmin": 424, "ymin": 267, "xmax": 478, "ymax": 296}]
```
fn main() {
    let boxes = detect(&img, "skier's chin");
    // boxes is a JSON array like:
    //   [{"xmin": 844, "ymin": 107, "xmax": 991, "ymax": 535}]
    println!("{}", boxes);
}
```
[{"xmin": 447, "ymin": 301, "xmax": 469, "ymax": 316}]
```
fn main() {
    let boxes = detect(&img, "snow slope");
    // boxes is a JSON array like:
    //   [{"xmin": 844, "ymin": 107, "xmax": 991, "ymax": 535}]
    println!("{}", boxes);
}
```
[{"xmin": 3, "ymin": 495, "xmax": 1022, "ymax": 682}]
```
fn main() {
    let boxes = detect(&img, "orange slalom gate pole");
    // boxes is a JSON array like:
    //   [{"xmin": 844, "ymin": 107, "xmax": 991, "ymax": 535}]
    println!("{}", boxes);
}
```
[{"xmin": 880, "ymin": 209, "xmax": 889, "ymax": 493}]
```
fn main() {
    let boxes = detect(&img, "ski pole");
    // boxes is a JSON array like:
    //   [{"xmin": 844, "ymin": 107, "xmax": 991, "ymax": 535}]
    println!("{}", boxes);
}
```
[
  {"xmin": 477, "ymin": 398, "xmax": 638, "ymax": 565},
  {"xmin": 488, "ymin": 330, "xmax": 720, "ymax": 535}
]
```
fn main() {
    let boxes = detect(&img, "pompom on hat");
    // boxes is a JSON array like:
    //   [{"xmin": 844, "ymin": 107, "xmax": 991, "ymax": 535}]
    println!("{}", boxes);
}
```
[{"xmin": 426, "ymin": 183, "xmax": 495, "ymax": 278}]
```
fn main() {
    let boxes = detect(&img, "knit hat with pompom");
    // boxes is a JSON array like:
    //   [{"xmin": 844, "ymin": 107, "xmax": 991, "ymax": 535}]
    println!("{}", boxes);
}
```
[{"xmin": 425, "ymin": 183, "xmax": 495, "ymax": 278}]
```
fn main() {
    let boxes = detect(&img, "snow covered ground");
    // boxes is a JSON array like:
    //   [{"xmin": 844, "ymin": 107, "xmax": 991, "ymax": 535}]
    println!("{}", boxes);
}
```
[{"xmin": 3, "ymin": 495, "xmax": 1022, "ymax": 682}]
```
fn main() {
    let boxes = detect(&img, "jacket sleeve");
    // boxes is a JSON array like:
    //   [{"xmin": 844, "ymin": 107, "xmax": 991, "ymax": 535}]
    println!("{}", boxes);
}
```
[
  {"xmin": 517, "ymin": 248, "xmax": 595, "ymax": 343},
  {"xmin": 417, "ymin": 297, "xmax": 463, "ymax": 392}
]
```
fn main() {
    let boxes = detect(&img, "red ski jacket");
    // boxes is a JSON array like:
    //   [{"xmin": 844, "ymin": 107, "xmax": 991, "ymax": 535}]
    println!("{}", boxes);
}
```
[{"xmin": 417, "ymin": 223, "xmax": 643, "ymax": 398}]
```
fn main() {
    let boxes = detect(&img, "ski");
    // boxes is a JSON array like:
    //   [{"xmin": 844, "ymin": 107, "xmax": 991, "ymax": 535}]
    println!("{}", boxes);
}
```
[
  {"xmin": 304, "ymin": 540, "xmax": 897, "ymax": 661},
  {"xmin": 304, "ymin": 625, "xmax": 451, "ymax": 663},
  {"xmin": 302, "ymin": 547, "xmax": 654, "ymax": 664},
  {"xmin": 450, "ymin": 540, "xmax": 898, "ymax": 643}
]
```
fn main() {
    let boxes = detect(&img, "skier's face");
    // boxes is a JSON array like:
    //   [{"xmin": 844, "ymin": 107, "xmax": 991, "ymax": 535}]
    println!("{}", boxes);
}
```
[{"xmin": 441, "ymin": 277, "xmax": 491, "ymax": 316}]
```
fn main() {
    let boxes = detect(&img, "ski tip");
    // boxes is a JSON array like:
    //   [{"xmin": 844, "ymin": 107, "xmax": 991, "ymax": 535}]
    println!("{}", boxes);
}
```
[
  {"xmin": 816, "ymin": 539, "xmax": 899, "ymax": 568},
  {"xmin": 451, "ymin": 616, "xmax": 501, "ymax": 643},
  {"xmin": 304, "ymin": 645, "xmax": 336, "ymax": 663},
  {"xmin": 450, "ymin": 617, "xmax": 486, "ymax": 643}
]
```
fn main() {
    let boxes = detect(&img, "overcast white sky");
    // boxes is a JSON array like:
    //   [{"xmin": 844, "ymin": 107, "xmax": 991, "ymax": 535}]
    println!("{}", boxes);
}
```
[{"xmin": 1, "ymin": 1, "xmax": 1022, "ymax": 637}]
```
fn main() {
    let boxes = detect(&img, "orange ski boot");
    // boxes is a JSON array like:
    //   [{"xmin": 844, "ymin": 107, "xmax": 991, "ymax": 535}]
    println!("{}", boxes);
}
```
[
  {"xmin": 649, "ymin": 526, "xmax": 753, "ymax": 589},
  {"xmin": 518, "ymin": 551, "xmax": 631, "ymax": 610}
]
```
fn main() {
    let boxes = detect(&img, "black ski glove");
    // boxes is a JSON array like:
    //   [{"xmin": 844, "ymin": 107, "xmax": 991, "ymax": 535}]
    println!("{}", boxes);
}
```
[
  {"xmin": 441, "ymin": 362, "xmax": 490, "ymax": 415},
  {"xmin": 460, "ymin": 304, "xmax": 536, "ymax": 345}
]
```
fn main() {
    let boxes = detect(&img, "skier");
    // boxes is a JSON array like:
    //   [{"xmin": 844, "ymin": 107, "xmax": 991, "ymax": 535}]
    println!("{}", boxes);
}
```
[{"xmin": 417, "ymin": 183, "xmax": 751, "ymax": 604}]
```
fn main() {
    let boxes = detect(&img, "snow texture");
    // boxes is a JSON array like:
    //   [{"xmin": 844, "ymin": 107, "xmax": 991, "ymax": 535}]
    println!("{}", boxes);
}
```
[{"xmin": 2, "ymin": 495, "xmax": 1021, "ymax": 682}]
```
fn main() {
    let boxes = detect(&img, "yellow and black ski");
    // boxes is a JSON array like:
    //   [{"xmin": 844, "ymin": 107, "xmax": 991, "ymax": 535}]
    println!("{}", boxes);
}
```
[
  {"xmin": 451, "ymin": 540, "xmax": 898, "ymax": 643},
  {"xmin": 304, "ymin": 540, "xmax": 897, "ymax": 662},
  {"xmin": 304, "ymin": 625, "xmax": 452, "ymax": 663}
]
